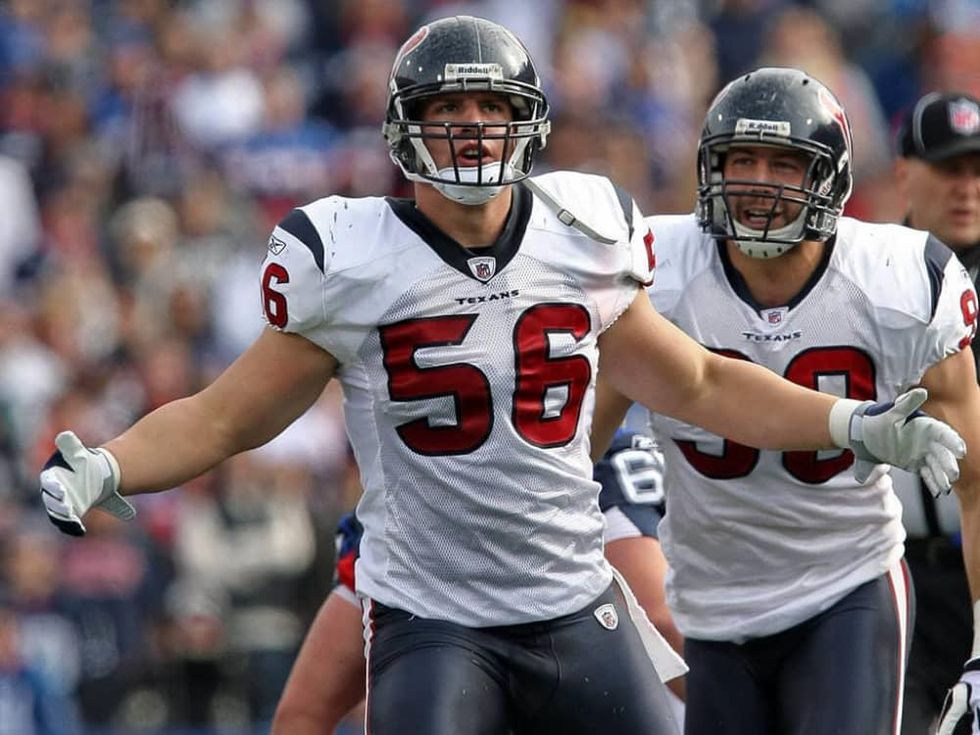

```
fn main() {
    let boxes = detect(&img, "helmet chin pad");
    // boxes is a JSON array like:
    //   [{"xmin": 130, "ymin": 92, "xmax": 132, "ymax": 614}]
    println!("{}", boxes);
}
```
[
  {"xmin": 730, "ymin": 208, "xmax": 808, "ymax": 258},
  {"xmin": 433, "ymin": 163, "xmax": 513, "ymax": 205}
]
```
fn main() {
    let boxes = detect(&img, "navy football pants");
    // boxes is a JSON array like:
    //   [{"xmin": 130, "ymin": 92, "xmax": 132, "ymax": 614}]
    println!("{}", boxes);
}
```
[
  {"xmin": 364, "ymin": 582, "xmax": 679, "ymax": 734},
  {"xmin": 683, "ymin": 564, "xmax": 913, "ymax": 735}
]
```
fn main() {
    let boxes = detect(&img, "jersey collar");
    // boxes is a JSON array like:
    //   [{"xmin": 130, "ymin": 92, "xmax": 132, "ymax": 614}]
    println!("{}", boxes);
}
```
[
  {"xmin": 717, "ymin": 236, "xmax": 836, "ymax": 314},
  {"xmin": 386, "ymin": 184, "xmax": 532, "ymax": 282}
]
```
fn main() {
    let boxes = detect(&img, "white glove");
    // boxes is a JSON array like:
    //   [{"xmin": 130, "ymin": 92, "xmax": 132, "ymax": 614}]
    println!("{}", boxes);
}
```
[
  {"xmin": 937, "ymin": 658, "xmax": 980, "ymax": 735},
  {"xmin": 39, "ymin": 431, "xmax": 135, "ymax": 536},
  {"xmin": 829, "ymin": 387, "xmax": 965, "ymax": 497}
]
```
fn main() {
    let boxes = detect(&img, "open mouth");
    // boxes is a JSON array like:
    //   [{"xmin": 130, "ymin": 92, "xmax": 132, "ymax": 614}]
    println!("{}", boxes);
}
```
[
  {"xmin": 456, "ymin": 144, "xmax": 492, "ymax": 165},
  {"xmin": 741, "ymin": 207, "xmax": 780, "ymax": 229}
]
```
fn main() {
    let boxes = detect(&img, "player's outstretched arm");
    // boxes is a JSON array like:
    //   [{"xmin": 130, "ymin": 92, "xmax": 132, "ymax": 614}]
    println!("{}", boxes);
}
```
[
  {"xmin": 272, "ymin": 589, "xmax": 366, "ymax": 735},
  {"xmin": 40, "ymin": 328, "xmax": 337, "ymax": 535},
  {"xmin": 599, "ymin": 292, "xmax": 965, "ymax": 491},
  {"xmin": 921, "ymin": 349, "xmax": 980, "ymax": 735}
]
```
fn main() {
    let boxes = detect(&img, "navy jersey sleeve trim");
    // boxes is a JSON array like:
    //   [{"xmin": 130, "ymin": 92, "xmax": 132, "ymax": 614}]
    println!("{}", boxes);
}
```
[
  {"xmin": 924, "ymin": 234, "xmax": 953, "ymax": 321},
  {"xmin": 279, "ymin": 208, "xmax": 325, "ymax": 273},
  {"xmin": 613, "ymin": 184, "xmax": 635, "ymax": 241},
  {"xmin": 614, "ymin": 503, "xmax": 663, "ymax": 539}
]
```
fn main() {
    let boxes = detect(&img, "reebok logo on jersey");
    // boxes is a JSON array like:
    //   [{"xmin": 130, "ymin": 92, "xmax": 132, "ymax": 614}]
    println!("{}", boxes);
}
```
[
  {"xmin": 268, "ymin": 235, "xmax": 287, "ymax": 255},
  {"xmin": 593, "ymin": 603, "xmax": 619, "ymax": 630}
]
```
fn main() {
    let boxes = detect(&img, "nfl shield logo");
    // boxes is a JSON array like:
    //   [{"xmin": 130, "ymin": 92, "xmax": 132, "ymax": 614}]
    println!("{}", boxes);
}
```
[
  {"xmin": 468, "ymin": 257, "xmax": 496, "ymax": 282},
  {"xmin": 949, "ymin": 99, "xmax": 980, "ymax": 135},
  {"xmin": 593, "ymin": 603, "xmax": 619, "ymax": 630},
  {"xmin": 762, "ymin": 307, "xmax": 786, "ymax": 325}
]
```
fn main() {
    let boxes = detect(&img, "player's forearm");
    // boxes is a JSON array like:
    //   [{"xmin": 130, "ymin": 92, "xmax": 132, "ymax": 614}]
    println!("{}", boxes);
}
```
[
  {"xmin": 104, "ymin": 329, "xmax": 336, "ymax": 495},
  {"xmin": 959, "ymin": 490, "xmax": 980, "ymax": 662},
  {"xmin": 600, "ymin": 294, "xmax": 837, "ymax": 451},
  {"xmin": 676, "ymin": 353, "xmax": 837, "ymax": 451},
  {"xmin": 957, "ymin": 484, "xmax": 980, "ymax": 613},
  {"xmin": 103, "ymin": 394, "xmax": 243, "ymax": 494}
]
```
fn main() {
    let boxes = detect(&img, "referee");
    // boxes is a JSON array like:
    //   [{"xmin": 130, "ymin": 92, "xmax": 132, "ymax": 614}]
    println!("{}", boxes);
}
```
[{"xmin": 893, "ymin": 91, "xmax": 980, "ymax": 734}]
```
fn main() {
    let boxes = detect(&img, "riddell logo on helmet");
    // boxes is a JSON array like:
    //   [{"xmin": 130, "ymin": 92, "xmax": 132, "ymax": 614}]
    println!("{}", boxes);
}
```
[
  {"xmin": 735, "ymin": 118, "xmax": 791, "ymax": 137},
  {"xmin": 445, "ymin": 63, "xmax": 504, "ymax": 81}
]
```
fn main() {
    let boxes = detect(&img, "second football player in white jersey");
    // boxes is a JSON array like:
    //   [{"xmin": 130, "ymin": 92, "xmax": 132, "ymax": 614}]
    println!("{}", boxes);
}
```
[{"xmin": 597, "ymin": 67, "xmax": 980, "ymax": 735}]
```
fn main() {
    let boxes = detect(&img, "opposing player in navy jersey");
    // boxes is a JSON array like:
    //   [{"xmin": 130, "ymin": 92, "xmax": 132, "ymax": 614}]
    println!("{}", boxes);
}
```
[
  {"xmin": 272, "ymin": 431, "xmax": 684, "ymax": 733},
  {"xmin": 38, "ymin": 18, "xmax": 966, "ymax": 734},
  {"xmin": 597, "ymin": 67, "xmax": 980, "ymax": 735}
]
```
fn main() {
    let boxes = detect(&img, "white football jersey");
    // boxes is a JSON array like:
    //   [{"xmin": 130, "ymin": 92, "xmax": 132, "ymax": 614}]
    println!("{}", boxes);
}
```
[
  {"xmin": 645, "ymin": 214, "xmax": 976, "ymax": 642},
  {"xmin": 258, "ymin": 171, "xmax": 654, "ymax": 626}
]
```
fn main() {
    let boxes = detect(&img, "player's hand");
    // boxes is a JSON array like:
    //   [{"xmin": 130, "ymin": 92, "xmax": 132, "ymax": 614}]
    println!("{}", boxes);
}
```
[
  {"xmin": 39, "ymin": 431, "xmax": 135, "ymax": 537},
  {"xmin": 831, "ymin": 388, "xmax": 965, "ymax": 496},
  {"xmin": 937, "ymin": 658, "xmax": 980, "ymax": 735}
]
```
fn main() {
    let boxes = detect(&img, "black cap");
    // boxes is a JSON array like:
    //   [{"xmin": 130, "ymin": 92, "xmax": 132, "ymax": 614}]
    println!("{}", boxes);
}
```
[{"xmin": 897, "ymin": 92, "xmax": 980, "ymax": 162}]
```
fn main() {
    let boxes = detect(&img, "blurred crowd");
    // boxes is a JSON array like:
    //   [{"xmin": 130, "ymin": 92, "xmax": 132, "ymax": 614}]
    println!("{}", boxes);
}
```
[{"xmin": 0, "ymin": 0, "xmax": 977, "ymax": 733}]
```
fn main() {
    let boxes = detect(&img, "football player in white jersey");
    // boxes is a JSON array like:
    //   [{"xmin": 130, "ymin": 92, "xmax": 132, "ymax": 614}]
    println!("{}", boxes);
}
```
[
  {"xmin": 37, "ymin": 18, "xmax": 966, "ymax": 733},
  {"xmin": 596, "ymin": 67, "xmax": 980, "ymax": 735},
  {"xmin": 272, "ymin": 431, "xmax": 685, "ymax": 734}
]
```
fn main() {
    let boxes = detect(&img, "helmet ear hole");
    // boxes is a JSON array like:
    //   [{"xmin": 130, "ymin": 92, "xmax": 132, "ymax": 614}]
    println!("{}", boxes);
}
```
[{"xmin": 397, "ymin": 141, "xmax": 415, "ymax": 168}]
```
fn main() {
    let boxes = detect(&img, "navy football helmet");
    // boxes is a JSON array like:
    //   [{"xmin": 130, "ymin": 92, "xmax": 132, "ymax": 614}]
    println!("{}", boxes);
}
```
[
  {"xmin": 382, "ymin": 16, "xmax": 550, "ymax": 204},
  {"xmin": 696, "ymin": 67, "xmax": 853, "ymax": 258}
]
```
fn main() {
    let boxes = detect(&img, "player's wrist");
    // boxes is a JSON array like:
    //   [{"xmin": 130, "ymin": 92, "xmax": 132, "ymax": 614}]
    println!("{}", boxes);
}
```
[
  {"xmin": 92, "ymin": 447, "xmax": 134, "ymax": 520},
  {"xmin": 828, "ymin": 398, "xmax": 865, "ymax": 449},
  {"xmin": 94, "ymin": 447, "xmax": 120, "ymax": 496}
]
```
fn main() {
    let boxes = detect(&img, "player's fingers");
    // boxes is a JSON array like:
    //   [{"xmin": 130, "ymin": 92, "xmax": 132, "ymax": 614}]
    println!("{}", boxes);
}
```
[
  {"xmin": 40, "ymin": 486, "xmax": 77, "ymax": 520},
  {"xmin": 919, "ymin": 454, "xmax": 953, "ymax": 494},
  {"xmin": 40, "ymin": 486, "xmax": 86, "ymax": 537},
  {"xmin": 892, "ymin": 387, "xmax": 928, "ymax": 418},
  {"xmin": 923, "ymin": 421, "xmax": 968, "ymax": 458},
  {"xmin": 930, "ymin": 444, "xmax": 961, "ymax": 484},
  {"xmin": 54, "ymin": 430, "xmax": 88, "ymax": 466},
  {"xmin": 909, "ymin": 417, "xmax": 967, "ymax": 458},
  {"xmin": 39, "ymin": 474, "xmax": 66, "ymax": 502},
  {"xmin": 41, "ymin": 494, "xmax": 72, "ymax": 519},
  {"xmin": 920, "ymin": 463, "xmax": 948, "ymax": 499},
  {"xmin": 938, "ymin": 683, "xmax": 969, "ymax": 735},
  {"xmin": 46, "ymin": 513, "xmax": 85, "ymax": 537}
]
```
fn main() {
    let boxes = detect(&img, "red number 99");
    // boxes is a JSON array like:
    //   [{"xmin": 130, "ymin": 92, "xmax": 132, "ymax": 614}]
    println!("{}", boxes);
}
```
[{"xmin": 959, "ymin": 289, "xmax": 977, "ymax": 350}]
